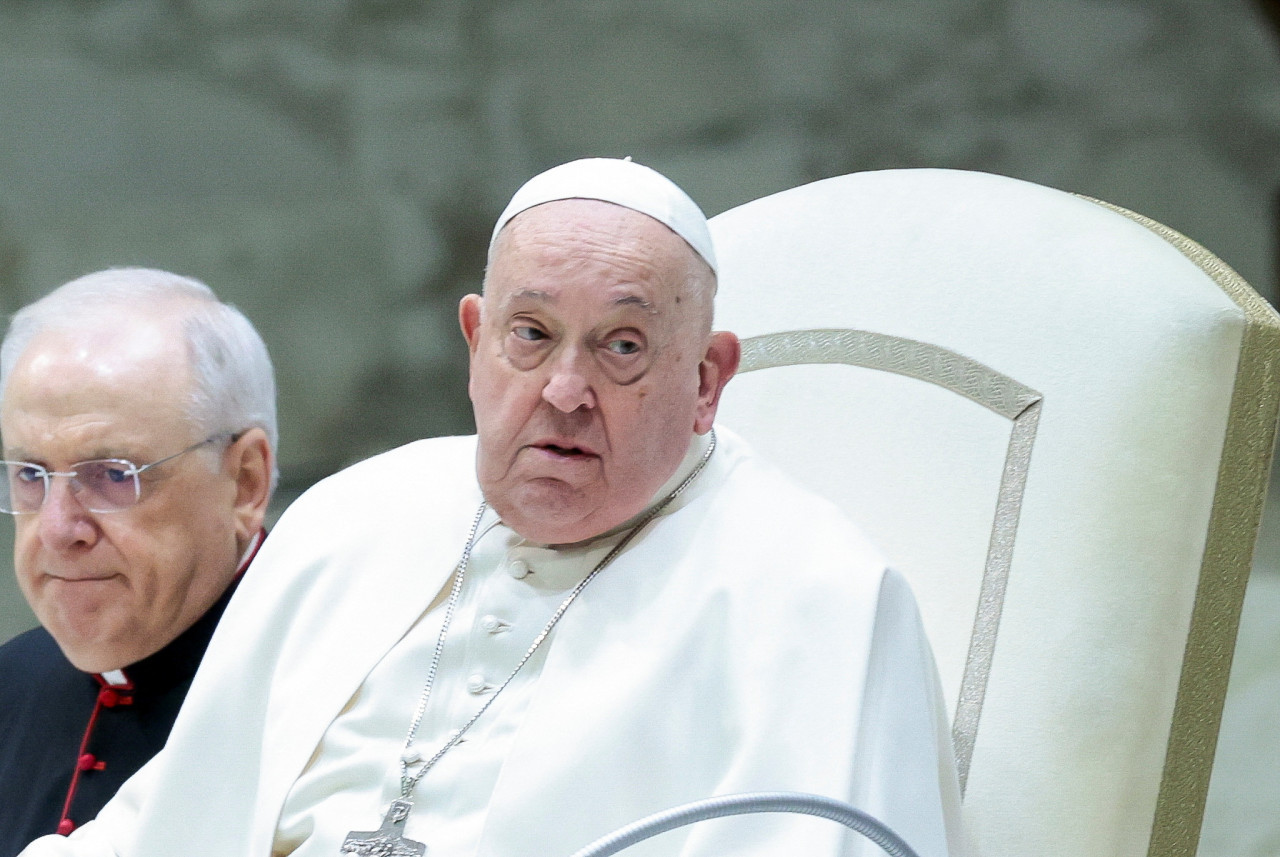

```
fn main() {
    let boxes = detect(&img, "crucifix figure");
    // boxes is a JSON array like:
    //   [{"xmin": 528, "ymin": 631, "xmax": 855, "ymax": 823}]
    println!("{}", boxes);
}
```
[{"xmin": 340, "ymin": 799, "xmax": 426, "ymax": 857}]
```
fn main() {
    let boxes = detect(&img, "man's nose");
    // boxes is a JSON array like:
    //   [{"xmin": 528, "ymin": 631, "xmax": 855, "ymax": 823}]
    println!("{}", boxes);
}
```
[
  {"xmin": 542, "ymin": 348, "xmax": 598, "ymax": 413},
  {"xmin": 36, "ymin": 477, "xmax": 99, "ymax": 550}
]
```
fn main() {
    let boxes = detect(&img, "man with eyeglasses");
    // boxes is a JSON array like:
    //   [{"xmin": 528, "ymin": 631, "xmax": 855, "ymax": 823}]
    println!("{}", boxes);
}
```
[{"xmin": 0, "ymin": 268, "xmax": 277, "ymax": 854}]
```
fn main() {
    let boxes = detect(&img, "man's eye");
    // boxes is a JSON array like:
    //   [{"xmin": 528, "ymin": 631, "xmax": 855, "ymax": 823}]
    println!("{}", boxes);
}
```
[
  {"xmin": 14, "ymin": 466, "xmax": 44, "ymax": 484},
  {"xmin": 103, "ymin": 466, "xmax": 132, "ymax": 484},
  {"xmin": 513, "ymin": 326, "xmax": 547, "ymax": 342},
  {"xmin": 605, "ymin": 339, "xmax": 641, "ymax": 356}
]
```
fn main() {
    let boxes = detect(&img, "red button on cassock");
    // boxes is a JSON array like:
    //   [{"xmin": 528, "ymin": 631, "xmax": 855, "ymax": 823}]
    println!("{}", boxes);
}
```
[{"xmin": 77, "ymin": 753, "xmax": 105, "ymax": 772}]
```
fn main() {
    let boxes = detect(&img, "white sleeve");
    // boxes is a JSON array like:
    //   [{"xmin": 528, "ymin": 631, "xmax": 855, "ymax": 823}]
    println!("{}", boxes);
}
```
[{"xmin": 849, "ymin": 567, "xmax": 969, "ymax": 857}]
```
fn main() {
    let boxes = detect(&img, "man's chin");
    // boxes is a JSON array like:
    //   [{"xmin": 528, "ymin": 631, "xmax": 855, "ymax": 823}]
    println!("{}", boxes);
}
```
[
  {"xmin": 491, "ymin": 493, "xmax": 621, "ymax": 547},
  {"xmin": 498, "ymin": 507, "xmax": 601, "ymax": 546},
  {"xmin": 36, "ymin": 602, "xmax": 130, "ymax": 671},
  {"xmin": 55, "ymin": 630, "xmax": 134, "ymax": 674}
]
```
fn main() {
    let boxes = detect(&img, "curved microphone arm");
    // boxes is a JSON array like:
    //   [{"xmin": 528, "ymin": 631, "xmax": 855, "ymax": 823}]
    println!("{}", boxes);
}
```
[{"xmin": 566, "ymin": 792, "xmax": 922, "ymax": 857}]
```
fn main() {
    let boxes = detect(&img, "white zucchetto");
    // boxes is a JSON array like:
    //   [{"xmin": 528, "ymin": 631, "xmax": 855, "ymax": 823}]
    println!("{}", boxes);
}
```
[{"xmin": 489, "ymin": 158, "xmax": 716, "ymax": 272}]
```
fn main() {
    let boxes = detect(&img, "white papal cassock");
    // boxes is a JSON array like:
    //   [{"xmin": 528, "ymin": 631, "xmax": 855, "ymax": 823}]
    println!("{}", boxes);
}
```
[{"xmin": 23, "ymin": 427, "xmax": 965, "ymax": 857}]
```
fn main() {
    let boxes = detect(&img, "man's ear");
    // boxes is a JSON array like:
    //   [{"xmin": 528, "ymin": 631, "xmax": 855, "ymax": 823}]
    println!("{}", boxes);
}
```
[
  {"xmin": 459, "ymin": 294, "xmax": 483, "ymax": 354},
  {"xmin": 693, "ymin": 331, "xmax": 741, "ymax": 435},
  {"xmin": 228, "ymin": 428, "xmax": 273, "ymax": 549}
]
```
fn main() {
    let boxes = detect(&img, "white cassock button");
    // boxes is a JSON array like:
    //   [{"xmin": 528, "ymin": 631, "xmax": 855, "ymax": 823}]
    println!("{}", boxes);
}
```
[
  {"xmin": 508, "ymin": 559, "xmax": 531, "ymax": 579},
  {"xmin": 466, "ymin": 674, "xmax": 490, "ymax": 694},
  {"xmin": 480, "ymin": 614, "xmax": 506, "ymax": 633}
]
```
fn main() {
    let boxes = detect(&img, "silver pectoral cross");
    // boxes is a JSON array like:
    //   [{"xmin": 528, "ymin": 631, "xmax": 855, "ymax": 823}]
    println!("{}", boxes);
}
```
[{"xmin": 340, "ymin": 798, "xmax": 426, "ymax": 857}]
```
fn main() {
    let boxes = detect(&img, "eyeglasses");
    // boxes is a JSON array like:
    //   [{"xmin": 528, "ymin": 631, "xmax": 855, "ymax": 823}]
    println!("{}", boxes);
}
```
[{"xmin": 0, "ymin": 434, "xmax": 235, "ymax": 515}]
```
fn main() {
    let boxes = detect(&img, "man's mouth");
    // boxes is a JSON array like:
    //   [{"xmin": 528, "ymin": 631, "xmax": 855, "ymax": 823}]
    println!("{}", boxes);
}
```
[
  {"xmin": 542, "ymin": 444, "xmax": 591, "ymax": 457},
  {"xmin": 533, "ymin": 440, "xmax": 598, "ymax": 459},
  {"xmin": 48, "ymin": 571, "xmax": 119, "ymax": 584}
]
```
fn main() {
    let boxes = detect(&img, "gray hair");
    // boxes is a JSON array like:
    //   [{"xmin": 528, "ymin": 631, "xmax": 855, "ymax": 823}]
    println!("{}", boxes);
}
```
[{"xmin": 0, "ymin": 267, "xmax": 279, "ymax": 489}]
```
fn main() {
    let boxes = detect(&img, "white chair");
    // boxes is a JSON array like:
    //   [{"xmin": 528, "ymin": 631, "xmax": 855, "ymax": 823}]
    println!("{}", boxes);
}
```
[{"xmin": 708, "ymin": 168, "xmax": 1280, "ymax": 857}]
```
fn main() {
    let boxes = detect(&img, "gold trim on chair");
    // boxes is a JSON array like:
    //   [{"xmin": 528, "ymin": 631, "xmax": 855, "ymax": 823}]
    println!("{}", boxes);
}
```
[
  {"xmin": 1082, "ymin": 199, "xmax": 1280, "ymax": 857},
  {"xmin": 738, "ymin": 328, "xmax": 1044, "ymax": 793}
]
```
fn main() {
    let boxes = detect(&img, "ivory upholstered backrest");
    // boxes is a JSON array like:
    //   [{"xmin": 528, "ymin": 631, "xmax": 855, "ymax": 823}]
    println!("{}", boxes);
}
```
[{"xmin": 708, "ymin": 169, "xmax": 1280, "ymax": 857}]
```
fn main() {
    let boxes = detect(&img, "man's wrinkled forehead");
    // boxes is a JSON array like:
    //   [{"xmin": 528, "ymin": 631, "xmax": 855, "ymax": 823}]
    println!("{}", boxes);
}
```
[{"xmin": 489, "ymin": 158, "xmax": 716, "ymax": 273}]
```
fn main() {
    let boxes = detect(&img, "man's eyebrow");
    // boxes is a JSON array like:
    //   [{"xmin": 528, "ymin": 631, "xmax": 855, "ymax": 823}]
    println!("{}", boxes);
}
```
[
  {"xmin": 507, "ymin": 288, "xmax": 552, "ymax": 304},
  {"xmin": 504, "ymin": 289, "xmax": 657, "ymax": 314},
  {"xmin": 0, "ymin": 447, "xmax": 65, "ymax": 464},
  {"xmin": 2, "ymin": 445, "xmax": 142, "ymax": 464},
  {"xmin": 615, "ymin": 295, "xmax": 656, "ymax": 314}
]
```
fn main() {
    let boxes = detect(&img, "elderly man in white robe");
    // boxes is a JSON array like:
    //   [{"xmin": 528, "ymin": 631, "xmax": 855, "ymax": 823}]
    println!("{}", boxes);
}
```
[{"xmin": 22, "ymin": 159, "xmax": 965, "ymax": 857}]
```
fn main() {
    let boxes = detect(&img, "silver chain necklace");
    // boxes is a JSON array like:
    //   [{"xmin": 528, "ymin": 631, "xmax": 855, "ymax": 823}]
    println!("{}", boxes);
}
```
[{"xmin": 340, "ymin": 431, "xmax": 717, "ymax": 856}]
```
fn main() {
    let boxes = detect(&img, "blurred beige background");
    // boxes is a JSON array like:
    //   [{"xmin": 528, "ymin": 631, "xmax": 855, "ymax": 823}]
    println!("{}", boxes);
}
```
[{"xmin": 0, "ymin": 1, "xmax": 1277, "ymax": 853}]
